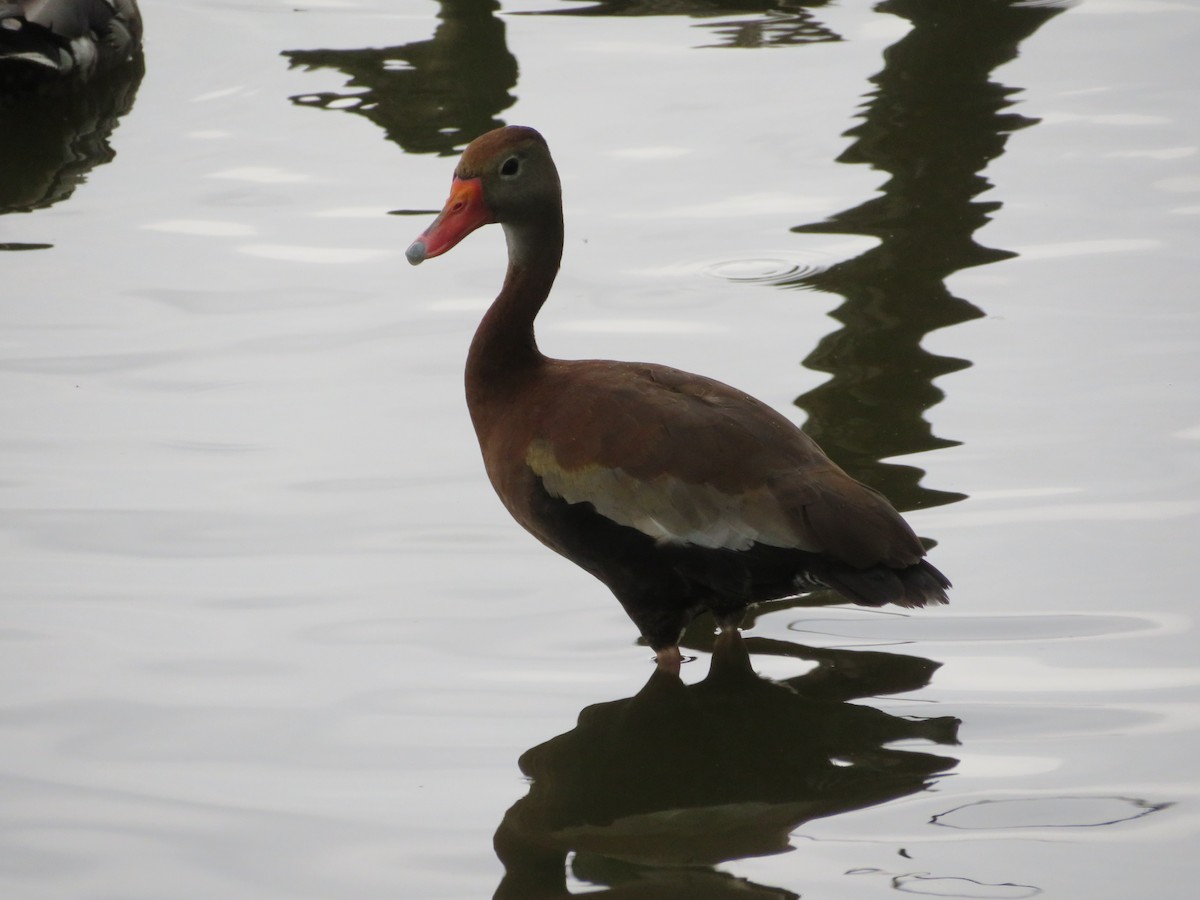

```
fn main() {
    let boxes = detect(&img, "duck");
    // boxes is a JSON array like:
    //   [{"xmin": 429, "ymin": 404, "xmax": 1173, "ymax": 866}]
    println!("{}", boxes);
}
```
[
  {"xmin": 406, "ymin": 125, "xmax": 949, "ymax": 674},
  {"xmin": 0, "ymin": 0, "xmax": 142, "ymax": 88}
]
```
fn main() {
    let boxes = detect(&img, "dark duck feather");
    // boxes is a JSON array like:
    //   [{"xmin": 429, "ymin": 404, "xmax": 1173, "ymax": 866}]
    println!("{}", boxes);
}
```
[{"xmin": 0, "ymin": 0, "xmax": 141, "ymax": 88}]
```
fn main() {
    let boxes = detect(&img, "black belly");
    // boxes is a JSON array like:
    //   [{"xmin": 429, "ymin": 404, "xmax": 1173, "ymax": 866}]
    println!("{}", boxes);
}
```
[{"xmin": 523, "ymin": 479, "xmax": 831, "ymax": 650}]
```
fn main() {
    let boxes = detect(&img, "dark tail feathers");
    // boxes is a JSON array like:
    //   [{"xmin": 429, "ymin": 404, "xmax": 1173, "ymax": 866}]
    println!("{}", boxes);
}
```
[{"xmin": 813, "ymin": 558, "xmax": 950, "ymax": 609}]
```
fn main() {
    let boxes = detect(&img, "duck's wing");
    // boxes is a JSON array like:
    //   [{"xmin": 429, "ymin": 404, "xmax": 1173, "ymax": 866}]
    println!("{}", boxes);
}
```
[{"xmin": 525, "ymin": 361, "xmax": 928, "ymax": 570}]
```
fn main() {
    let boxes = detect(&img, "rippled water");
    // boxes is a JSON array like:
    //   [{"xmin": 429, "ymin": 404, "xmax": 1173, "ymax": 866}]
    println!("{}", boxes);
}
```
[{"xmin": 2, "ymin": 1, "xmax": 1199, "ymax": 897}]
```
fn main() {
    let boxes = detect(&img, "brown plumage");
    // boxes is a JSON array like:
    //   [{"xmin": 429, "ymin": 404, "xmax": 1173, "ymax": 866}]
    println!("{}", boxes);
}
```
[{"xmin": 407, "ymin": 125, "xmax": 949, "ymax": 673}]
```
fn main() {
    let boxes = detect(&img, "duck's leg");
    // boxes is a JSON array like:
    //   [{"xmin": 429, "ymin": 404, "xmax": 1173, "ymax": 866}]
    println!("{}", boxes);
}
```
[
  {"xmin": 714, "ymin": 608, "xmax": 745, "ymax": 636},
  {"xmin": 654, "ymin": 645, "xmax": 682, "ymax": 676}
]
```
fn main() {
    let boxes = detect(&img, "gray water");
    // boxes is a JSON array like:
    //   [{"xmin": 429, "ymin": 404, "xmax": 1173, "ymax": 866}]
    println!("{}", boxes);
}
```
[{"xmin": 2, "ymin": 1, "xmax": 1199, "ymax": 897}]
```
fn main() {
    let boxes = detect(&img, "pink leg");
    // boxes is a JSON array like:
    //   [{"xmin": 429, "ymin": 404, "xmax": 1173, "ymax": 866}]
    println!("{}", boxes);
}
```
[{"xmin": 655, "ymin": 645, "xmax": 682, "ymax": 676}]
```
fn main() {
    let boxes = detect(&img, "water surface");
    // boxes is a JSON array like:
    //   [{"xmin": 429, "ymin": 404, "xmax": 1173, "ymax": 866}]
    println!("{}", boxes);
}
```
[{"xmin": 2, "ymin": 1, "xmax": 1198, "ymax": 897}]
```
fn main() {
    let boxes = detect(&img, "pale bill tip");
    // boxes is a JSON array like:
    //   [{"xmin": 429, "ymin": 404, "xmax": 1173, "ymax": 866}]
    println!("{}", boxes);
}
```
[{"xmin": 405, "ymin": 240, "xmax": 427, "ymax": 266}]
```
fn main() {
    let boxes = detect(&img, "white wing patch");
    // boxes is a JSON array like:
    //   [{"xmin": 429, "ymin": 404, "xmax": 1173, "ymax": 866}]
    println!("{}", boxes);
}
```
[{"xmin": 527, "ymin": 440, "xmax": 809, "ymax": 552}]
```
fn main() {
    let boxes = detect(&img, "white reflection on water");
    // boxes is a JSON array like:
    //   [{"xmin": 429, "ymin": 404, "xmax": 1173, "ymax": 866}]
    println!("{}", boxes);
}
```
[
  {"xmin": 941, "ymin": 657, "xmax": 1200, "ymax": 693},
  {"xmin": 191, "ymin": 86, "xmax": 249, "ymax": 103},
  {"xmin": 1077, "ymin": 0, "xmax": 1198, "ymax": 14},
  {"xmin": 310, "ymin": 206, "xmax": 394, "ymax": 218},
  {"xmin": 143, "ymin": 220, "xmax": 258, "ymax": 237},
  {"xmin": 236, "ymin": 245, "xmax": 391, "ymax": 263},
  {"xmin": 548, "ymin": 318, "xmax": 726, "ymax": 335},
  {"xmin": 951, "ymin": 754, "xmax": 1063, "ymax": 778},
  {"xmin": 1155, "ymin": 174, "xmax": 1200, "ymax": 193},
  {"xmin": 1012, "ymin": 237, "xmax": 1160, "ymax": 259},
  {"xmin": 918, "ymin": 499, "xmax": 1199, "ymax": 527},
  {"xmin": 208, "ymin": 166, "xmax": 313, "ymax": 184},
  {"xmin": 609, "ymin": 145, "xmax": 692, "ymax": 160},
  {"xmin": 1107, "ymin": 146, "xmax": 1196, "ymax": 160},
  {"xmin": 625, "ymin": 190, "xmax": 833, "ymax": 219}
]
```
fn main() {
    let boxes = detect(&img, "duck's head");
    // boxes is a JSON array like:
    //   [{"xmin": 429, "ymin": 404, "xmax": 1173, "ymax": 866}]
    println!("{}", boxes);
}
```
[{"xmin": 406, "ymin": 125, "xmax": 561, "ymax": 266}]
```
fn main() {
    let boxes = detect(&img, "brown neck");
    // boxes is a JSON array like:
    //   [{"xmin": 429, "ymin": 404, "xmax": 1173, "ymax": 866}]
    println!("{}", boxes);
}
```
[{"xmin": 465, "ymin": 216, "xmax": 564, "ymax": 423}]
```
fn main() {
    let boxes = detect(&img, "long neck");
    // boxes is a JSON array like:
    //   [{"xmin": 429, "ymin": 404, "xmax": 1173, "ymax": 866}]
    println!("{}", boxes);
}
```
[{"xmin": 465, "ymin": 215, "xmax": 563, "ymax": 413}]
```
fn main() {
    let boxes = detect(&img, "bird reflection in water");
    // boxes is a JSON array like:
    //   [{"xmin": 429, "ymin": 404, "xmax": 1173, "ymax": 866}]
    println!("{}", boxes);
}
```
[
  {"xmin": 494, "ymin": 632, "xmax": 958, "ymax": 899},
  {"xmin": 0, "ymin": 1, "xmax": 145, "ymax": 237}
]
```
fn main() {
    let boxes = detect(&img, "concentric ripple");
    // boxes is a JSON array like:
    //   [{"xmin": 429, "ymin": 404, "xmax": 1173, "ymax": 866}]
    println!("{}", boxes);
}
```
[{"xmin": 701, "ymin": 253, "xmax": 830, "ymax": 285}]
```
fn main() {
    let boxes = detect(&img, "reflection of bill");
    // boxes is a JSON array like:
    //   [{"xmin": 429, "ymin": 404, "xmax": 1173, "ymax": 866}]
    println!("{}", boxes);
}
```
[
  {"xmin": 494, "ymin": 632, "xmax": 958, "ymax": 898},
  {"xmin": 283, "ymin": 0, "xmax": 517, "ymax": 158}
]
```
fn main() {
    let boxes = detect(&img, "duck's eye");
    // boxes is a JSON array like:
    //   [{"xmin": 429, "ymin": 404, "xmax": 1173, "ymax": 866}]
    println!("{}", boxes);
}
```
[{"xmin": 500, "ymin": 156, "xmax": 521, "ymax": 178}]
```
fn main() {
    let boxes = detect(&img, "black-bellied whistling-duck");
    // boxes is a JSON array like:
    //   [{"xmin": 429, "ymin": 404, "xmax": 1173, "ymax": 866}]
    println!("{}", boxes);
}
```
[
  {"xmin": 407, "ymin": 126, "xmax": 949, "ymax": 675},
  {"xmin": 0, "ymin": 0, "xmax": 142, "ymax": 87}
]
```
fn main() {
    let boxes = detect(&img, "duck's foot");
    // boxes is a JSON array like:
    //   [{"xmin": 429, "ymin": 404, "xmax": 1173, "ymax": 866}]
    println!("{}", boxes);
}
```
[{"xmin": 654, "ymin": 645, "xmax": 682, "ymax": 677}]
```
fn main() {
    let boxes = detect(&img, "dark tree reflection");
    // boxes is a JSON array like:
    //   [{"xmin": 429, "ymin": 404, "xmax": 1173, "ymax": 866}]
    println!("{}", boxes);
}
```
[
  {"xmin": 494, "ymin": 632, "xmax": 959, "ymax": 898},
  {"xmin": 784, "ymin": 0, "xmax": 1066, "ymax": 510},
  {"xmin": 283, "ymin": 0, "xmax": 517, "ymax": 156},
  {"xmin": 529, "ymin": 0, "xmax": 840, "ymax": 48}
]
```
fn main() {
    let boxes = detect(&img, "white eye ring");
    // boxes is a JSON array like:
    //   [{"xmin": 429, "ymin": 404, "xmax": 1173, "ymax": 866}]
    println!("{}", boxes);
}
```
[{"xmin": 500, "ymin": 156, "xmax": 521, "ymax": 179}]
